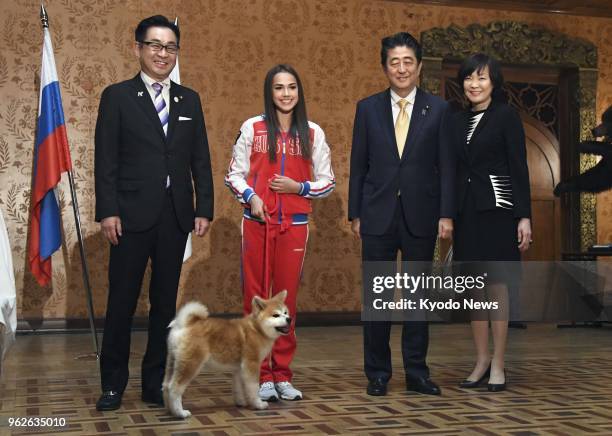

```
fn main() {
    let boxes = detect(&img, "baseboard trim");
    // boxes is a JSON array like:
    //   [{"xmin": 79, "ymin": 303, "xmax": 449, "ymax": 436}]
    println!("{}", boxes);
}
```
[{"xmin": 16, "ymin": 311, "xmax": 363, "ymax": 334}]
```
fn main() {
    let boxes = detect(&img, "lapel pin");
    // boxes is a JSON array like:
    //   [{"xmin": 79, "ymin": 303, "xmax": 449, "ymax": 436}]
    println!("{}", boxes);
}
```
[
  {"xmin": 138, "ymin": 91, "xmax": 143, "ymax": 97},
  {"xmin": 422, "ymin": 105, "xmax": 430, "ymax": 116},
  {"xmin": 174, "ymin": 96, "xmax": 179, "ymax": 103}
]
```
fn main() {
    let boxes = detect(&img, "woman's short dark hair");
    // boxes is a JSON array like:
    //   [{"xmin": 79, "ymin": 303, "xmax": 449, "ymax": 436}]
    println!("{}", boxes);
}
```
[
  {"xmin": 381, "ymin": 32, "xmax": 422, "ymax": 66},
  {"xmin": 263, "ymin": 64, "xmax": 311, "ymax": 162},
  {"xmin": 135, "ymin": 15, "xmax": 180, "ymax": 45},
  {"xmin": 457, "ymin": 53, "xmax": 505, "ymax": 101}
]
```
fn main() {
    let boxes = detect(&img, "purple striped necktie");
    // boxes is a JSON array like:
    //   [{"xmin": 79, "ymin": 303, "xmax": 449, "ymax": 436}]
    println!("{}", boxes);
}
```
[{"xmin": 151, "ymin": 82, "xmax": 169, "ymax": 136}]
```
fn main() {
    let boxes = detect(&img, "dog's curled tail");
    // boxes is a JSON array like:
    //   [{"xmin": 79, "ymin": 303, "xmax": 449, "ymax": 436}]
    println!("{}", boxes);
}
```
[{"xmin": 169, "ymin": 301, "xmax": 209, "ymax": 329}]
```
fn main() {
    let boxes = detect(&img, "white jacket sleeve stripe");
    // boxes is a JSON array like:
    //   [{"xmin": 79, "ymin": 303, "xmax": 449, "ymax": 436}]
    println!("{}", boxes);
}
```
[{"xmin": 302, "ymin": 124, "xmax": 335, "ymax": 199}]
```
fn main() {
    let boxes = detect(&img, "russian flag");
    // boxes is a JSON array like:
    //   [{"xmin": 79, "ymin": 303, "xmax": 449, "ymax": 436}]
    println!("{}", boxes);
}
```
[{"xmin": 28, "ymin": 26, "xmax": 72, "ymax": 286}]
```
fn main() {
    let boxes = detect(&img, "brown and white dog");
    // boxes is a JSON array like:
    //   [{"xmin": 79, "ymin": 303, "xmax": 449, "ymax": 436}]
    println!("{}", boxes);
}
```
[{"xmin": 163, "ymin": 291, "xmax": 291, "ymax": 418}]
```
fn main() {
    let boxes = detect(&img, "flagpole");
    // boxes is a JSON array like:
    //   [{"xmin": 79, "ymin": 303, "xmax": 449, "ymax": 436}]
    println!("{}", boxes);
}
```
[
  {"xmin": 40, "ymin": 3, "xmax": 100, "ymax": 360},
  {"xmin": 67, "ymin": 170, "xmax": 100, "ymax": 359}
]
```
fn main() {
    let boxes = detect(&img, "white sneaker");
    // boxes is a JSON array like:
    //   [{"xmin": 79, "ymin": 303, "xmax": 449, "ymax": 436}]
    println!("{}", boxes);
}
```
[
  {"xmin": 258, "ymin": 382, "xmax": 279, "ymax": 402},
  {"xmin": 275, "ymin": 381, "xmax": 302, "ymax": 400}
]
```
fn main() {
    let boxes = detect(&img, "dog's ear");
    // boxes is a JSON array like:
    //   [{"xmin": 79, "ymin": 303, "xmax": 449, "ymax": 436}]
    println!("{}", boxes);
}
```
[
  {"xmin": 274, "ymin": 290, "xmax": 288, "ymax": 302},
  {"xmin": 252, "ymin": 296, "xmax": 266, "ymax": 314}
]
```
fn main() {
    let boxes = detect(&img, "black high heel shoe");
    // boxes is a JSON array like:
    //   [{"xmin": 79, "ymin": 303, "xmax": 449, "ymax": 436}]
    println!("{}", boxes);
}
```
[
  {"xmin": 487, "ymin": 370, "xmax": 507, "ymax": 392},
  {"xmin": 459, "ymin": 365, "xmax": 491, "ymax": 388}
]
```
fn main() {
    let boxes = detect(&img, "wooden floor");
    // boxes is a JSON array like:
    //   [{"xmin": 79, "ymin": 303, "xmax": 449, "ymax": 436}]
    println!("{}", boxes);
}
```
[{"xmin": 1, "ymin": 324, "xmax": 612, "ymax": 435}]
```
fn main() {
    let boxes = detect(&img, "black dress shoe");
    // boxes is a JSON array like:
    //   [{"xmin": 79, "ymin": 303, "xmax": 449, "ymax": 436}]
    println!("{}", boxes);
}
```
[
  {"xmin": 487, "ymin": 370, "xmax": 507, "ymax": 392},
  {"xmin": 406, "ymin": 377, "xmax": 441, "ymax": 395},
  {"xmin": 366, "ymin": 378, "xmax": 388, "ymax": 396},
  {"xmin": 142, "ymin": 388, "xmax": 164, "ymax": 406},
  {"xmin": 96, "ymin": 390, "xmax": 122, "ymax": 411},
  {"xmin": 459, "ymin": 365, "xmax": 491, "ymax": 388}
]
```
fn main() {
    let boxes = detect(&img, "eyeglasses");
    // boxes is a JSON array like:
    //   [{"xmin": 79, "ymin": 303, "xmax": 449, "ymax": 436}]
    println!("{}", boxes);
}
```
[{"xmin": 138, "ymin": 40, "xmax": 179, "ymax": 54}]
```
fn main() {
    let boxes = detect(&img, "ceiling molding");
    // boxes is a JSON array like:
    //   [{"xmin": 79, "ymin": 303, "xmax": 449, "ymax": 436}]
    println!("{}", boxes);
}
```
[{"xmin": 388, "ymin": 0, "xmax": 612, "ymax": 18}]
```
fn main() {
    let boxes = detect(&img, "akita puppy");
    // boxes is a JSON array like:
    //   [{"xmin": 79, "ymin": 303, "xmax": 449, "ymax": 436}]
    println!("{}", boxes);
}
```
[{"xmin": 163, "ymin": 291, "xmax": 291, "ymax": 418}]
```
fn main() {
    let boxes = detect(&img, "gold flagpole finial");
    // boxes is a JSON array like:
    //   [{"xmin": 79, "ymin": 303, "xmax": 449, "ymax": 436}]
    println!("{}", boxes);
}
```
[{"xmin": 40, "ymin": 3, "xmax": 49, "ymax": 28}]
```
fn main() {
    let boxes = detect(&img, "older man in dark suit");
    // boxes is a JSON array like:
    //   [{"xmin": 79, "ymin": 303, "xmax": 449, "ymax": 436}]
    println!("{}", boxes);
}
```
[
  {"xmin": 349, "ymin": 32, "xmax": 454, "ymax": 397},
  {"xmin": 94, "ymin": 15, "xmax": 213, "ymax": 411}
]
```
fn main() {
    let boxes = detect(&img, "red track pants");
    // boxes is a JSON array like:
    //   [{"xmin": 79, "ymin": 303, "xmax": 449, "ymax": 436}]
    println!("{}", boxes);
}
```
[{"xmin": 241, "ymin": 218, "xmax": 308, "ymax": 383}]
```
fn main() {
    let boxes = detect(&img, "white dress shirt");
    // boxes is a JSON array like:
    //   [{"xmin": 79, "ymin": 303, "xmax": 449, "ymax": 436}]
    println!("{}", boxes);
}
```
[
  {"xmin": 140, "ymin": 71, "xmax": 171, "ymax": 113},
  {"xmin": 390, "ymin": 87, "xmax": 417, "ymax": 124}
]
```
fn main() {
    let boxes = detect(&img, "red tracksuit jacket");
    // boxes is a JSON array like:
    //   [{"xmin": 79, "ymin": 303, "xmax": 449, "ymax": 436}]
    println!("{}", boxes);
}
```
[{"xmin": 225, "ymin": 115, "xmax": 335, "ymax": 224}]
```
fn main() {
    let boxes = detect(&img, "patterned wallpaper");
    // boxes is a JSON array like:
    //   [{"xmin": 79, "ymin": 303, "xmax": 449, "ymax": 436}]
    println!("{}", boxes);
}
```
[{"xmin": 1, "ymin": 0, "xmax": 611, "ymax": 321}]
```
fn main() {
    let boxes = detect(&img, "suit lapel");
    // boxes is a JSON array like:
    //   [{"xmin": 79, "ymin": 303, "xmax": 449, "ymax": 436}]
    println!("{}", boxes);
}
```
[
  {"xmin": 166, "ymin": 82, "xmax": 181, "ymax": 145},
  {"xmin": 402, "ymin": 88, "xmax": 427, "ymax": 160},
  {"xmin": 375, "ymin": 89, "xmax": 398, "ymax": 158},
  {"xmin": 467, "ymin": 108, "xmax": 490, "ymax": 147},
  {"xmin": 466, "ymin": 102, "xmax": 499, "ymax": 162},
  {"xmin": 130, "ymin": 75, "xmax": 166, "ymax": 140},
  {"xmin": 460, "ymin": 110, "xmax": 471, "ymax": 161}
]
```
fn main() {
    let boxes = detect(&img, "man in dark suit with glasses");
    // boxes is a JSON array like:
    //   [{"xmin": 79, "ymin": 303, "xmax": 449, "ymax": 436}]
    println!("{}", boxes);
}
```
[{"xmin": 94, "ymin": 15, "xmax": 213, "ymax": 411}]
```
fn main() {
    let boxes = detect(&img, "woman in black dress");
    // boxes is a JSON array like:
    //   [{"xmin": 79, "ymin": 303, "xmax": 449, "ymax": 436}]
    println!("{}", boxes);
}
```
[{"xmin": 452, "ymin": 53, "xmax": 532, "ymax": 392}]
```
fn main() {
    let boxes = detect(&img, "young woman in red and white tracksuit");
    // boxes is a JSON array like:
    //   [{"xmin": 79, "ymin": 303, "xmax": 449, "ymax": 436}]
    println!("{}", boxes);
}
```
[{"xmin": 225, "ymin": 64, "xmax": 335, "ymax": 401}]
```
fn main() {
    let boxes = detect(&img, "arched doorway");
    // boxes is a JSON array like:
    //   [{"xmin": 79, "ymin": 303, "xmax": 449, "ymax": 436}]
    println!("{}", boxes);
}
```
[{"xmin": 522, "ymin": 114, "xmax": 561, "ymax": 260}]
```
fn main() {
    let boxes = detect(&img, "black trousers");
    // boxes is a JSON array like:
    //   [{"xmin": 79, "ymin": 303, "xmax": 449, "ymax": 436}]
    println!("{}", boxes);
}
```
[
  {"xmin": 100, "ymin": 191, "xmax": 188, "ymax": 394},
  {"xmin": 361, "ymin": 198, "xmax": 436, "ymax": 382}
]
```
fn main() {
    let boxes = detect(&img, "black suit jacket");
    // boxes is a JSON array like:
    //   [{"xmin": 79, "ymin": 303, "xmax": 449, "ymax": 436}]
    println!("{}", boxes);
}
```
[
  {"xmin": 348, "ymin": 88, "xmax": 455, "ymax": 237},
  {"xmin": 450, "ymin": 101, "xmax": 531, "ymax": 218},
  {"xmin": 95, "ymin": 74, "xmax": 214, "ymax": 233}
]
